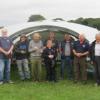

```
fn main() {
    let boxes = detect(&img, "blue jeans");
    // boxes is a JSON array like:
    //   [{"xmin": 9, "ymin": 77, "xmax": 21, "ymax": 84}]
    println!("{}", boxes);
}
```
[
  {"xmin": 16, "ymin": 59, "xmax": 30, "ymax": 80},
  {"xmin": 0, "ymin": 59, "xmax": 11, "ymax": 82},
  {"xmin": 61, "ymin": 56, "xmax": 73, "ymax": 79}
]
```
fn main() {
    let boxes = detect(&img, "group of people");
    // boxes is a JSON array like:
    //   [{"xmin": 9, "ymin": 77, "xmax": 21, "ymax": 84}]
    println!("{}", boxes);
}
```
[{"xmin": 0, "ymin": 28, "xmax": 100, "ymax": 86}]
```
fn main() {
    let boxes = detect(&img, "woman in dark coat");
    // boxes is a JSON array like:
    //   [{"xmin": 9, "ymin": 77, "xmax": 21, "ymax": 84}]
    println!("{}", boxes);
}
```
[{"xmin": 42, "ymin": 40, "xmax": 57, "ymax": 82}]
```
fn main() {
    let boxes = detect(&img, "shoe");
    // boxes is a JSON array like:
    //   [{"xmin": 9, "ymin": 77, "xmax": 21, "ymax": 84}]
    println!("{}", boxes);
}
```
[
  {"xmin": 59, "ymin": 77, "xmax": 63, "ymax": 80},
  {"xmin": 54, "ymin": 80, "xmax": 58, "ymax": 83},
  {"xmin": 21, "ymin": 79, "xmax": 25, "ymax": 81},
  {"xmin": 74, "ymin": 80, "xmax": 78, "ymax": 84},
  {"xmin": 0, "ymin": 81, "xmax": 3, "ymax": 85},
  {"xmin": 26, "ymin": 79, "xmax": 31, "ymax": 81},
  {"xmin": 82, "ymin": 81, "xmax": 87, "ymax": 85},
  {"xmin": 94, "ymin": 83, "xmax": 99, "ymax": 87},
  {"xmin": 68, "ymin": 77, "xmax": 73, "ymax": 80},
  {"xmin": 7, "ymin": 80, "xmax": 14, "ymax": 84}
]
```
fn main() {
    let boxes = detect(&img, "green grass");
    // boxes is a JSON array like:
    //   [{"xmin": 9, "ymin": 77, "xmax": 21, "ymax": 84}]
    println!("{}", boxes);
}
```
[
  {"xmin": 0, "ymin": 64, "xmax": 98, "ymax": 100},
  {"xmin": 0, "ymin": 79, "xmax": 100, "ymax": 100}
]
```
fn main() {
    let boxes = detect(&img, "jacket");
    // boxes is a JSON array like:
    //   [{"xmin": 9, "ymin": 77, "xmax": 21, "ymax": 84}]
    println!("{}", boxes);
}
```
[
  {"xmin": 90, "ymin": 40, "xmax": 96, "ymax": 61},
  {"xmin": 42, "ymin": 47, "xmax": 57, "ymax": 66},
  {"xmin": 60, "ymin": 40, "xmax": 74, "ymax": 59}
]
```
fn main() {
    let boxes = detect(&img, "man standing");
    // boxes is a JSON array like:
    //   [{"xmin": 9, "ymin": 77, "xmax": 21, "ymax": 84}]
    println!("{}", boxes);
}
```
[
  {"xmin": 60, "ymin": 34, "xmax": 73, "ymax": 80},
  {"xmin": 0, "ymin": 28, "xmax": 14, "ymax": 84},
  {"xmin": 73, "ymin": 34, "xmax": 89, "ymax": 84},
  {"xmin": 29, "ymin": 33, "xmax": 43, "ymax": 82},
  {"xmin": 44, "ymin": 32, "xmax": 59, "ymax": 50},
  {"xmin": 90, "ymin": 33, "xmax": 100, "ymax": 86}
]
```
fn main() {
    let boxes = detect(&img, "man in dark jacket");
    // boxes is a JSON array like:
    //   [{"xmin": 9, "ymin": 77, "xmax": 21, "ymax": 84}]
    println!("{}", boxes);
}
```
[
  {"xmin": 73, "ymin": 34, "xmax": 89, "ymax": 84},
  {"xmin": 60, "ymin": 34, "xmax": 74, "ymax": 80},
  {"xmin": 0, "ymin": 28, "xmax": 14, "ymax": 84},
  {"xmin": 90, "ymin": 33, "xmax": 100, "ymax": 86}
]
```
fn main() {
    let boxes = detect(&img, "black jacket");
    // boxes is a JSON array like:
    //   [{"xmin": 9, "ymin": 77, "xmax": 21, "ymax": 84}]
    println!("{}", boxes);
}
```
[
  {"xmin": 42, "ymin": 47, "xmax": 57, "ymax": 66},
  {"xmin": 90, "ymin": 40, "xmax": 96, "ymax": 61},
  {"xmin": 14, "ymin": 41, "xmax": 29, "ymax": 60}
]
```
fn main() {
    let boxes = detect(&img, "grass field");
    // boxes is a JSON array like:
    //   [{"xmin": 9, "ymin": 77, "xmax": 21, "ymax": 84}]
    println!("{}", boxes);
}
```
[
  {"xmin": 0, "ymin": 63, "xmax": 99, "ymax": 100},
  {"xmin": 0, "ymin": 79, "xmax": 100, "ymax": 100}
]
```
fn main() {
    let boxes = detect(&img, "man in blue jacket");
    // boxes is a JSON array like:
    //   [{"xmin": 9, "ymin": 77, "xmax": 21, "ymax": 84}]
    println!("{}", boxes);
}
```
[
  {"xmin": 73, "ymin": 34, "xmax": 89, "ymax": 84},
  {"xmin": 0, "ymin": 28, "xmax": 14, "ymax": 84}
]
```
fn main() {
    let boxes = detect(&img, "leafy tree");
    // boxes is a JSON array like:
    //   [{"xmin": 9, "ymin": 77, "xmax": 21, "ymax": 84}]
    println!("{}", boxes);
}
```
[
  {"xmin": 28, "ymin": 14, "xmax": 46, "ymax": 22},
  {"xmin": 68, "ymin": 18, "xmax": 100, "ymax": 30},
  {"xmin": 53, "ymin": 18, "xmax": 65, "ymax": 21}
]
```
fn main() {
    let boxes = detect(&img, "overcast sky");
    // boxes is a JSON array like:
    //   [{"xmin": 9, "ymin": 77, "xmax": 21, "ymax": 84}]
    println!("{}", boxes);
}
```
[{"xmin": 0, "ymin": 0, "xmax": 100, "ymax": 26}]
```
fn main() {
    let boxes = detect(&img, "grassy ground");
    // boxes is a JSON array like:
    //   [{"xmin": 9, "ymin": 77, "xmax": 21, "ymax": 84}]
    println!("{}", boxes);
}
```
[
  {"xmin": 0, "ymin": 63, "xmax": 98, "ymax": 100},
  {"xmin": 0, "ymin": 79, "xmax": 100, "ymax": 100}
]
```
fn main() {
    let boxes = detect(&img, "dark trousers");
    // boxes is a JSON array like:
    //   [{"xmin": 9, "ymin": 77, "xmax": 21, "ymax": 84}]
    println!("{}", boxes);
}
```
[
  {"xmin": 45, "ymin": 61, "xmax": 56, "ymax": 81},
  {"xmin": 61, "ymin": 56, "xmax": 73, "ymax": 79},
  {"xmin": 74, "ymin": 56, "xmax": 87, "ymax": 81},
  {"xmin": 94, "ymin": 56, "xmax": 100, "ymax": 84}
]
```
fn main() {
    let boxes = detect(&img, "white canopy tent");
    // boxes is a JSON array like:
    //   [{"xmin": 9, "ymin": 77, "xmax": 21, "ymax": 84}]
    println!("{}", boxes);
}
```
[{"xmin": 1, "ymin": 20, "xmax": 99, "ymax": 43}]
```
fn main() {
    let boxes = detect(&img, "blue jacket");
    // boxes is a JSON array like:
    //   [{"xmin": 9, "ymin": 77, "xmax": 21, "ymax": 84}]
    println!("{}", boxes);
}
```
[
  {"xmin": 15, "ymin": 41, "xmax": 29, "ymax": 60},
  {"xmin": 60, "ymin": 40, "xmax": 74, "ymax": 59}
]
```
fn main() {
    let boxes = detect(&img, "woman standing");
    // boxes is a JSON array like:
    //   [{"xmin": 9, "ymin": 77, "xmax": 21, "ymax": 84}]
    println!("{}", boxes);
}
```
[
  {"xmin": 15, "ymin": 34, "xmax": 30, "ymax": 81},
  {"xmin": 42, "ymin": 40, "xmax": 57, "ymax": 82}
]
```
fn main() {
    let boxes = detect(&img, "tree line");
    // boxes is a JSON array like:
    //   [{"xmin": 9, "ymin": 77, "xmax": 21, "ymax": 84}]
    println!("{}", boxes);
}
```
[{"xmin": 28, "ymin": 15, "xmax": 100, "ymax": 30}]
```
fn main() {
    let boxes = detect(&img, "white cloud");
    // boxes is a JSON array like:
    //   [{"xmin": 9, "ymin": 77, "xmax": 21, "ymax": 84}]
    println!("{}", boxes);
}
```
[{"xmin": 0, "ymin": 0, "xmax": 100, "ymax": 26}]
